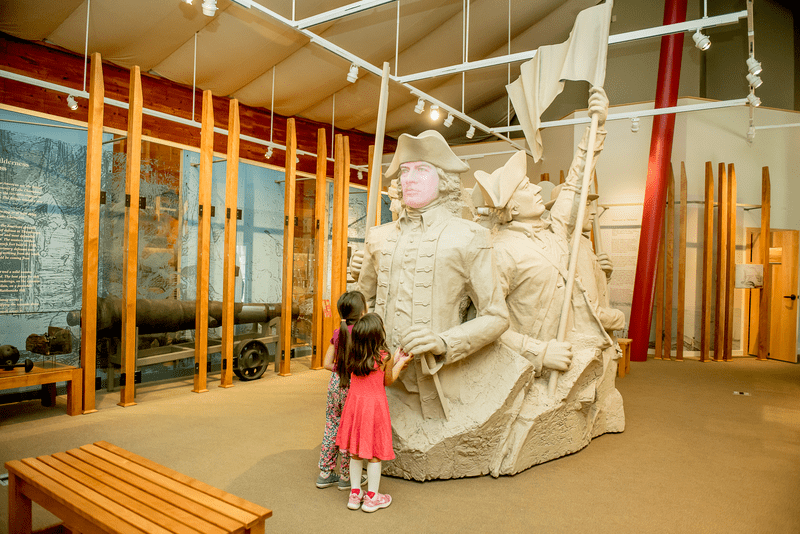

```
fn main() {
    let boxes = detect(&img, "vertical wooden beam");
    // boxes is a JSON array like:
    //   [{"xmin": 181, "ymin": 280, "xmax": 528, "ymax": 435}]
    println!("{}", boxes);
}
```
[
  {"xmin": 193, "ymin": 90, "xmax": 213, "ymax": 393},
  {"xmin": 559, "ymin": 170, "xmax": 565, "ymax": 184},
  {"xmin": 341, "ymin": 137, "xmax": 351, "ymax": 294},
  {"xmin": 663, "ymin": 166, "xmax": 674, "ymax": 360},
  {"xmin": 330, "ymin": 135, "xmax": 346, "ymax": 325},
  {"xmin": 676, "ymin": 162, "xmax": 687, "ymax": 362},
  {"xmin": 700, "ymin": 162, "xmax": 714, "ymax": 362},
  {"xmin": 713, "ymin": 163, "xmax": 728, "ymax": 361},
  {"xmin": 724, "ymin": 163, "xmax": 737, "ymax": 361},
  {"xmin": 280, "ymin": 119, "xmax": 298, "ymax": 376},
  {"xmin": 119, "ymin": 66, "xmax": 142, "ymax": 407},
  {"xmin": 367, "ymin": 145, "xmax": 381, "ymax": 227},
  {"xmin": 540, "ymin": 173, "xmax": 550, "ymax": 182},
  {"xmin": 758, "ymin": 167, "xmax": 771, "ymax": 360},
  {"xmin": 653, "ymin": 220, "xmax": 665, "ymax": 360},
  {"xmin": 81, "ymin": 53, "xmax": 104, "ymax": 414},
  {"xmin": 220, "ymin": 99, "xmax": 240, "ymax": 388},
  {"xmin": 311, "ymin": 128, "xmax": 328, "ymax": 370}
]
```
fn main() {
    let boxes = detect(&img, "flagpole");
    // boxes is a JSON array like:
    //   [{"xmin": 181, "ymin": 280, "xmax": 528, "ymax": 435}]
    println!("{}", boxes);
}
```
[
  {"xmin": 365, "ymin": 62, "xmax": 391, "ymax": 240},
  {"xmin": 548, "ymin": 112, "xmax": 600, "ymax": 398}
]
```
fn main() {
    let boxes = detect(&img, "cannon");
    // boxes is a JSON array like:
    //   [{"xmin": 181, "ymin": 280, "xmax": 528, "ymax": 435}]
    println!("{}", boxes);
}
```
[
  {"xmin": 68, "ymin": 298, "xmax": 301, "ymax": 384},
  {"xmin": 1, "ymin": 345, "xmax": 34, "ymax": 372}
]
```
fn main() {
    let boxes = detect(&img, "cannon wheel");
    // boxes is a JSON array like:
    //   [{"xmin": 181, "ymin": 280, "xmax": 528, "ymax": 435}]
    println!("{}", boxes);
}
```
[{"xmin": 233, "ymin": 339, "xmax": 271, "ymax": 381}]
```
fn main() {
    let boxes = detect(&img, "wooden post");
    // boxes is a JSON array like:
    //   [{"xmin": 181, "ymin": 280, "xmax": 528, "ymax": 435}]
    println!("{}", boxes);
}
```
[
  {"xmin": 663, "ymin": 165, "xmax": 674, "ymax": 361},
  {"xmin": 758, "ymin": 167, "xmax": 771, "ymax": 360},
  {"xmin": 220, "ymin": 99, "xmax": 240, "ymax": 388},
  {"xmin": 193, "ymin": 90, "xmax": 214, "ymax": 393},
  {"xmin": 311, "ymin": 128, "xmax": 328, "ymax": 370},
  {"xmin": 540, "ymin": 173, "xmax": 550, "ymax": 182},
  {"xmin": 330, "ymin": 135, "xmax": 346, "ymax": 326},
  {"xmin": 367, "ymin": 145, "xmax": 381, "ymax": 227},
  {"xmin": 341, "ymin": 137, "xmax": 351, "ymax": 292},
  {"xmin": 724, "ymin": 163, "xmax": 737, "ymax": 361},
  {"xmin": 653, "ymin": 215, "xmax": 665, "ymax": 360},
  {"xmin": 700, "ymin": 162, "xmax": 714, "ymax": 362},
  {"xmin": 119, "ymin": 66, "xmax": 142, "ymax": 407},
  {"xmin": 676, "ymin": 162, "xmax": 687, "ymax": 362},
  {"xmin": 713, "ymin": 163, "xmax": 728, "ymax": 362},
  {"xmin": 81, "ymin": 53, "xmax": 104, "ymax": 414},
  {"xmin": 559, "ymin": 170, "xmax": 565, "ymax": 184},
  {"xmin": 280, "ymin": 118, "xmax": 298, "ymax": 376}
]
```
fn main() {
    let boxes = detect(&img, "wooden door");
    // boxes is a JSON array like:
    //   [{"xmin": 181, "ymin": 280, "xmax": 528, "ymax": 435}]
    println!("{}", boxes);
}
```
[{"xmin": 746, "ymin": 228, "xmax": 799, "ymax": 363}]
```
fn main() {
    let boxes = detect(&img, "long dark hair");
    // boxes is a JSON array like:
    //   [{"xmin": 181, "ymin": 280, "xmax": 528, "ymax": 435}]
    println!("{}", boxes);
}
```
[
  {"xmin": 338, "ymin": 313, "xmax": 388, "ymax": 388},
  {"xmin": 333, "ymin": 291, "xmax": 367, "ymax": 379}
]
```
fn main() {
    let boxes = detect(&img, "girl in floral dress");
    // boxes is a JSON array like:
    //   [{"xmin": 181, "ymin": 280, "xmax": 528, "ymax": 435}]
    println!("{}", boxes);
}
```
[{"xmin": 316, "ymin": 291, "xmax": 367, "ymax": 490}]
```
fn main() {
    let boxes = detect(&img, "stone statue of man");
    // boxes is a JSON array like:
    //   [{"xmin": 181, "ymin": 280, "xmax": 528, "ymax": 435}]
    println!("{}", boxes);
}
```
[{"xmin": 356, "ymin": 130, "xmax": 533, "ymax": 480}]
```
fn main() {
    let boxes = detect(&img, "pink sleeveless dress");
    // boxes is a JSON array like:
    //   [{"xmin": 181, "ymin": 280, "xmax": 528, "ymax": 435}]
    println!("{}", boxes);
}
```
[{"xmin": 335, "ymin": 352, "xmax": 395, "ymax": 461}]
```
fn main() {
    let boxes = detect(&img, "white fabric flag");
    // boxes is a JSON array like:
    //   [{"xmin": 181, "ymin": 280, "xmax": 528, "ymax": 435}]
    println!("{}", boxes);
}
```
[{"xmin": 507, "ymin": 0, "xmax": 613, "ymax": 162}]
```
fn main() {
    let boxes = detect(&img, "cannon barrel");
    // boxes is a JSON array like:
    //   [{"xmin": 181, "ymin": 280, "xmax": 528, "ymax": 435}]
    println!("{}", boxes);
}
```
[{"xmin": 66, "ymin": 298, "xmax": 298, "ymax": 336}]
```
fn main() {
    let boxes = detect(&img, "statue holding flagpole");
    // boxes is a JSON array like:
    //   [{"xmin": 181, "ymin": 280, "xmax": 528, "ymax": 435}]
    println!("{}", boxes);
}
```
[{"xmin": 352, "ymin": 0, "xmax": 621, "ymax": 480}]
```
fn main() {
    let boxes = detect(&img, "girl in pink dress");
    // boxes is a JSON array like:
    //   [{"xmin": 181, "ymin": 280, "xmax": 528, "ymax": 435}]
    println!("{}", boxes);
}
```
[{"xmin": 336, "ymin": 313, "xmax": 411, "ymax": 512}]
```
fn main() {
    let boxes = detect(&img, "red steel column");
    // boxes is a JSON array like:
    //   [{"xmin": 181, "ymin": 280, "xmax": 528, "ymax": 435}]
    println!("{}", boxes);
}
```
[{"xmin": 628, "ymin": 0, "xmax": 688, "ymax": 362}]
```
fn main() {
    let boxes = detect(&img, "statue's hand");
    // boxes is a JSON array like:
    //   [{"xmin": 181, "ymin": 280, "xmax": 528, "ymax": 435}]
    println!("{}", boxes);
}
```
[
  {"xmin": 588, "ymin": 86, "xmax": 609, "ymax": 127},
  {"xmin": 597, "ymin": 252, "xmax": 614, "ymax": 278},
  {"xmin": 542, "ymin": 341, "xmax": 572, "ymax": 372},
  {"xmin": 349, "ymin": 249, "xmax": 364, "ymax": 281},
  {"xmin": 400, "ymin": 326, "xmax": 446, "ymax": 357}
]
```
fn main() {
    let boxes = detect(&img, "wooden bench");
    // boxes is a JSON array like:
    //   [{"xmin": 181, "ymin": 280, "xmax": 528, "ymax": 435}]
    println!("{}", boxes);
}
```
[
  {"xmin": 6, "ymin": 441, "xmax": 271, "ymax": 534},
  {"xmin": 617, "ymin": 338, "xmax": 632, "ymax": 378},
  {"xmin": 0, "ymin": 363, "xmax": 82, "ymax": 416}
]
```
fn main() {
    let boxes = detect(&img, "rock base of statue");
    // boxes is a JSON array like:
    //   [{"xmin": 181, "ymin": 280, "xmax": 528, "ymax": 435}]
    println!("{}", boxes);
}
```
[{"xmin": 384, "ymin": 334, "xmax": 624, "ymax": 480}]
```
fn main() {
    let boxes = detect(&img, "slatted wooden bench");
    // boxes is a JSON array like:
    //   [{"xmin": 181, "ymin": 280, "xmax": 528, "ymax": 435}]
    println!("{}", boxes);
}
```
[{"xmin": 6, "ymin": 441, "xmax": 271, "ymax": 534}]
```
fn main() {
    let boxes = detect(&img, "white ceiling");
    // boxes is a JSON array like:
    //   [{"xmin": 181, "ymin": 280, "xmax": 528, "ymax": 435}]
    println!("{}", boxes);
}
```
[{"xmin": 0, "ymin": 0, "xmax": 598, "ymax": 144}]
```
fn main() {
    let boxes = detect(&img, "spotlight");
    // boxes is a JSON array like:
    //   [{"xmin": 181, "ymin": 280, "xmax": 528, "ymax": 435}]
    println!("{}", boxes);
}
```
[
  {"xmin": 201, "ymin": 0, "xmax": 217, "ymax": 16},
  {"xmin": 466, "ymin": 125, "xmax": 475, "ymax": 139},
  {"xmin": 414, "ymin": 98, "xmax": 425, "ymax": 114},
  {"xmin": 66, "ymin": 95, "xmax": 78, "ymax": 111},
  {"xmin": 430, "ymin": 105, "xmax": 440, "ymax": 121},
  {"xmin": 357, "ymin": 170, "xmax": 363, "ymax": 181},
  {"xmin": 746, "ymin": 93, "xmax": 761, "ymax": 107},
  {"xmin": 746, "ymin": 72, "xmax": 763, "ymax": 89},
  {"xmin": 746, "ymin": 57, "xmax": 762, "ymax": 76},
  {"xmin": 630, "ymin": 117, "xmax": 640, "ymax": 133},
  {"xmin": 692, "ymin": 29, "xmax": 710, "ymax": 51},
  {"xmin": 182, "ymin": 0, "xmax": 193, "ymax": 4},
  {"xmin": 746, "ymin": 125, "xmax": 755, "ymax": 143},
  {"xmin": 347, "ymin": 64, "xmax": 359, "ymax": 83},
  {"xmin": 443, "ymin": 113, "xmax": 454, "ymax": 128},
  {"xmin": 265, "ymin": 146, "xmax": 273, "ymax": 159}
]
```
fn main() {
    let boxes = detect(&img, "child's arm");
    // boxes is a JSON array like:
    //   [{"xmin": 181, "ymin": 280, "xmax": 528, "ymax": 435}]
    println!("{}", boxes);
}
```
[
  {"xmin": 384, "ymin": 347, "xmax": 412, "ymax": 386},
  {"xmin": 323, "ymin": 344, "xmax": 336, "ymax": 372}
]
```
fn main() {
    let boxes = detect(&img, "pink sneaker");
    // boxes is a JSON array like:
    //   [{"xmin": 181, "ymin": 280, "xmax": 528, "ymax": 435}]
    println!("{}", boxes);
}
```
[
  {"xmin": 361, "ymin": 491, "xmax": 392, "ymax": 513},
  {"xmin": 347, "ymin": 489, "xmax": 364, "ymax": 510}
]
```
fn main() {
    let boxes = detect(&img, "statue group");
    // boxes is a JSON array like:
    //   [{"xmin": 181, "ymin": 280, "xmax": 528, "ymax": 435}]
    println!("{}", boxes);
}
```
[{"xmin": 351, "ymin": 88, "xmax": 625, "ymax": 480}]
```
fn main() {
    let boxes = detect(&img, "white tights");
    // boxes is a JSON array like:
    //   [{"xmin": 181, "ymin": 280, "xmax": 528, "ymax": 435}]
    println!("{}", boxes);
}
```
[{"xmin": 349, "ymin": 458, "xmax": 381, "ymax": 494}]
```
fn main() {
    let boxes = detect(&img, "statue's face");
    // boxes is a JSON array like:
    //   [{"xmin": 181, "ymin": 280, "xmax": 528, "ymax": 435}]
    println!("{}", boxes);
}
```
[
  {"xmin": 583, "ymin": 200, "xmax": 597, "ymax": 232},
  {"xmin": 512, "ymin": 179, "xmax": 546, "ymax": 220},
  {"xmin": 399, "ymin": 161, "xmax": 440, "ymax": 208}
]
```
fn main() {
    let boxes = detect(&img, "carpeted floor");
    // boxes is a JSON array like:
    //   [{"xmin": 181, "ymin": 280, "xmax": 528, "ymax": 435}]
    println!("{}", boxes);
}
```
[{"xmin": 1, "ymin": 355, "xmax": 799, "ymax": 534}]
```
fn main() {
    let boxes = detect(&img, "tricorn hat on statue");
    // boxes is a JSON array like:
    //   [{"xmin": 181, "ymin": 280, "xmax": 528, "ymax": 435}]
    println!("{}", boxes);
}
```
[
  {"xmin": 544, "ymin": 182, "xmax": 599, "ymax": 211},
  {"xmin": 473, "ymin": 150, "xmax": 529, "ymax": 209},
  {"xmin": 385, "ymin": 130, "xmax": 470, "ymax": 184}
]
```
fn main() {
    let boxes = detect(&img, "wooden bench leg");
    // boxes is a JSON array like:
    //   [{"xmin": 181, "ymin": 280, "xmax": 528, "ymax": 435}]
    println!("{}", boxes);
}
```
[
  {"xmin": 246, "ymin": 521, "xmax": 266, "ymax": 534},
  {"xmin": 41, "ymin": 383, "xmax": 57, "ymax": 408},
  {"xmin": 617, "ymin": 338, "xmax": 632, "ymax": 379},
  {"xmin": 9, "ymin": 472, "xmax": 33, "ymax": 534}
]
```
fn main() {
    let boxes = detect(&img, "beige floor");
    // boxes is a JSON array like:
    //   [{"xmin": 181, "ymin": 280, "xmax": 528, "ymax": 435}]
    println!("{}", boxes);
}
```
[{"xmin": 2, "ymin": 355, "xmax": 799, "ymax": 534}]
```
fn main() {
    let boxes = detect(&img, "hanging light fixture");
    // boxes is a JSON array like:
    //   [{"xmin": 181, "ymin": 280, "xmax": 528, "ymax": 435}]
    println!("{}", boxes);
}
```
[
  {"xmin": 429, "ymin": 104, "xmax": 440, "ymax": 121},
  {"xmin": 746, "ymin": 125, "xmax": 756, "ymax": 143},
  {"xmin": 746, "ymin": 93, "xmax": 761, "ymax": 107},
  {"xmin": 182, "ymin": 0, "xmax": 193, "ymax": 5},
  {"xmin": 630, "ymin": 117, "xmax": 640, "ymax": 132},
  {"xmin": 66, "ymin": 95, "xmax": 78, "ymax": 111},
  {"xmin": 746, "ymin": 72, "xmax": 763, "ymax": 89},
  {"xmin": 265, "ymin": 146, "xmax": 273, "ymax": 159},
  {"xmin": 746, "ymin": 57, "xmax": 762, "ymax": 76},
  {"xmin": 201, "ymin": 0, "xmax": 217, "ymax": 16},
  {"xmin": 692, "ymin": 29, "xmax": 710, "ymax": 51},
  {"xmin": 347, "ymin": 64, "xmax": 359, "ymax": 83},
  {"xmin": 414, "ymin": 98, "xmax": 425, "ymax": 114},
  {"xmin": 465, "ymin": 125, "xmax": 475, "ymax": 139},
  {"xmin": 443, "ymin": 113, "xmax": 454, "ymax": 128}
]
